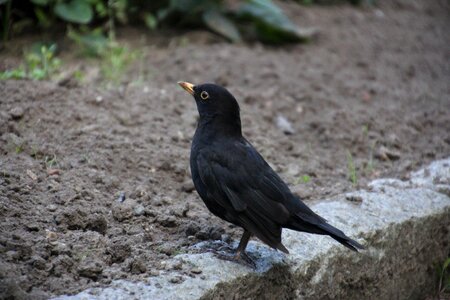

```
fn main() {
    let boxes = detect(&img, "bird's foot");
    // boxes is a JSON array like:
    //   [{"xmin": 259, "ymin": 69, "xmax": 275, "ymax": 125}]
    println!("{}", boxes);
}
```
[{"xmin": 212, "ymin": 250, "xmax": 256, "ymax": 269}]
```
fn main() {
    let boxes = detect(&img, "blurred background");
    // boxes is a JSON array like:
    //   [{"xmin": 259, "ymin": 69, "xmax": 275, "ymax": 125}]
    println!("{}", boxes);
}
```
[{"xmin": 0, "ymin": 0, "xmax": 449, "ymax": 299}]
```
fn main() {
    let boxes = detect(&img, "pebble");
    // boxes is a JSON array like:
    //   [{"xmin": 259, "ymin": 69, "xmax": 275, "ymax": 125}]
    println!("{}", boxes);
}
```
[
  {"xmin": 276, "ymin": 115, "xmax": 295, "ymax": 135},
  {"xmin": 157, "ymin": 215, "xmax": 177, "ymax": 228},
  {"xmin": 78, "ymin": 259, "xmax": 103, "ymax": 279},
  {"xmin": 9, "ymin": 107, "xmax": 24, "ymax": 119},
  {"xmin": 112, "ymin": 200, "xmax": 136, "ymax": 221},
  {"xmin": 345, "ymin": 194, "xmax": 363, "ymax": 203},
  {"xmin": 169, "ymin": 275, "xmax": 184, "ymax": 284},
  {"xmin": 375, "ymin": 146, "xmax": 401, "ymax": 161},
  {"xmin": 51, "ymin": 242, "xmax": 71, "ymax": 256},
  {"xmin": 26, "ymin": 169, "xmax": 38, "ymax": 181},
  {"xmin": 133, "ymin": 205, "xmax": 145, "ymax": 216},
  {"xmin": 47, "ymin": 169, "xmax": 61, "ymax": 176},
  {"xmin": 46, "ymin": 230, "xmax": 58, "ymax": 241},
  {"xmin": 181, "ymin": 180, "xmax": 195, "ymax": 193},
  {"xmin": 117, "ymin": 191, "xmax": 126, "ymax": 203},
  {"xmin": 166, "ymin": 260, "xmax": 183, "ymax": 271},
  {"xmin": 130, "ymin": 186, "xmax": 147, "ymax": 199},
  {"xmin": 47, "ymin": 204, "xmax": 57, "ymax": 212},
  {"xmin": 130, "ymin": 258, "xmax": 147, "ymax": 274},
  {"xmin": 191, "ymin": 267, "xmax": 202, "ymax": 274}
]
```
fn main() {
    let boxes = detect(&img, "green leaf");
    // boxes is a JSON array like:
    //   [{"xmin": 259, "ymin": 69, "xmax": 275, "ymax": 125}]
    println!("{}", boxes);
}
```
[
  {"xmin": 34, "ymin": 7, "xmax": 52, "ymax": 28},
  {"xmin": 67, "ymin": 27, "xmax": 108, "ymax": 56},
  {"xmin": 443, "ymin": 257, "xmax": 450, "ymax": 271},
  {"xmin": 238, "ymin": 0, "xmax": 309, "ymax": 43},
  {"xmin": 144, "ymin": 13, "xmax": 158, "ymax": 30},
  {"xmin": 54, "ymin": 0, "xmax": 93, "ymax": 24},
  {"xmin": 30, "ymin": 0, "xmax": 49, "ymax": 5},
  {"xmin": 202, "ymin": 10, "xmax": 241, "ymax": 42}
]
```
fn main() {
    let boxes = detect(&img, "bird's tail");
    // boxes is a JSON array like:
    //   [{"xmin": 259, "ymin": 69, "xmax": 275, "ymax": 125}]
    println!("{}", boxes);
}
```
[
  {"xmin": 287, "ymin": 214, "xmax": 364, "ymax": 252},
  {"xmin": 316, "ymin": 222, "xmax": 364, "ymax": 252}
]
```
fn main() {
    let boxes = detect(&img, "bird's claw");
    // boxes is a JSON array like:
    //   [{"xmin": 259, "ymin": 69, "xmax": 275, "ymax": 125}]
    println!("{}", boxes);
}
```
[{"xmin": 212, "ymin": 250, "xmax": 256, "ymax": 269}]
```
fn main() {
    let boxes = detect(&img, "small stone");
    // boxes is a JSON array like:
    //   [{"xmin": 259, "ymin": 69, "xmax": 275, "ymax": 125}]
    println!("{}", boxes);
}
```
[
  {"xmin": 130, "ymin": 258, "xmax": 147, "ymax": 274},
  {"xmin": 345, "ymin": 195, "xmax": 363, "ymax": 203},
  {"xmin": 47, "ymin": 204, "xmax": 57, "ymax": 212},
  {"xmin": 157, "ymin": 215, "xmax": 177, "ymax": 228},
  {"xmin": 112, "ymin": 200, "xmax": 136, "ymax": 221},
  {"xmin": 25, "ymin": 223, "xmax": 39, "ymax": 232},
  {"xmin": 47, "ymin": 169, "xmax": 61, "ymax": 176},
  {"xmin": 276, "ymin": 115, "xmax": 295, "ymax": 135},
  {"xmin": 166, "ymin": 260, "xmax": 183, "ymax": 270},
  {"xmin": 10, "ymin": 107, "xmax": 24, "ymax": 119},
  {"xmin": 375, "ymin": 146, "xmax": 401, "ymax": 161},
  {"xmin": 117, "ymin": 191, "xmax": 126, "ymax": 203},
  {"xmin": 51, "ymin": 242, "xmax": 71, "ymax": 256},
  {"xmin": 134, "ymin": 205, "xmax": 145, "ymax": 216},
  {"xmin": 130, "ymin": 186, "xmax": 147, "ymax": 199},
  {"xmin": 78, "ymin": 258, "xmax": 103, "ymax": 279},
  {"xmin": 26, "ymin": 169, "xmax": 38, "ymax": 181},
  {"xmin": 181, "ymin": 180, "xmax": 195, "ymax": 193},
  {"xmin": 46, "ymin": 230, "xmax": 58, "ymax": 241},
  {"xmin": 169, "ymin": 275, "xmax": 184, "ymax": 284},
  {"xmin": 191, "ymin": 267, "xmax": 202, "ymax": 274}
]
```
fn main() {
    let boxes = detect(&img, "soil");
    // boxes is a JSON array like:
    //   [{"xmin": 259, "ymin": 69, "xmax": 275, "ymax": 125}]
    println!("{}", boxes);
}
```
[{"xmin": 1, "ymin": 0, "xmax": 449, "ymax": 298}]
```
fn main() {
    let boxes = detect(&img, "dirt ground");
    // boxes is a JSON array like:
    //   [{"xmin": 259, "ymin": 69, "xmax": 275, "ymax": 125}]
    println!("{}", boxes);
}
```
[{"xmin": 1, "ymin": 0, "xmax": 449, "ymax": 298}]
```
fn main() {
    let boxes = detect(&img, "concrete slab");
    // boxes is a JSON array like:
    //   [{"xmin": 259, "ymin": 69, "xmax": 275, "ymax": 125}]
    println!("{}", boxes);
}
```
[{"xmin": 54, "ymin": 158, "xmax": 450, "ymax": 300}]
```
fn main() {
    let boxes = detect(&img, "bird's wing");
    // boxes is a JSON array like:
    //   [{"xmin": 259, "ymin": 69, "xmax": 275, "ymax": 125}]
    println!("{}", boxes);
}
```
[{"xmin": 195, "ymin": 139, "xmax": 293, "ymax": 248}]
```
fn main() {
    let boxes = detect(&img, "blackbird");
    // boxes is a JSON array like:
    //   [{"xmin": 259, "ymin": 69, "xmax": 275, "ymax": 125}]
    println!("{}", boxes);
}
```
[{"xmin": 178, "ymin": 81, "xmax": 364, "ymax": 261}]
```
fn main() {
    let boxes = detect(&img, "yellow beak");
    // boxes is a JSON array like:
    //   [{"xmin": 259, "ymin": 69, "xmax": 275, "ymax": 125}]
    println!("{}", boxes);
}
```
[{"xmin": 178, "ymin": 81, "xmax": 195, "ymax": 96}]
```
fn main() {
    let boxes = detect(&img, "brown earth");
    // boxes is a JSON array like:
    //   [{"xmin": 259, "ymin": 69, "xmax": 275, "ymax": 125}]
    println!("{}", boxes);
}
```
[{"xmin": 1, "ymin": 0, "xmax": 449, "ymax": 298}]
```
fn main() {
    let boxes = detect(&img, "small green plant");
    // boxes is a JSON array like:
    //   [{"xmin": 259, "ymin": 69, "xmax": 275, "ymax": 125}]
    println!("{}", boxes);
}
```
[
  {"xmin": 437, "ymin": 257, "xmax": 450, "ymax": 298},
  {"xmin": 0, "ymin": 44, "xmax": 61, "ymax": 80},
  {"xmin": 347, "ymin": 150, "xmax": 357, "ymax": 186},
  {"xmin": 295, "ymin": 174, "xmax": 311, "ymax": 184},
  {"xmin": 44, "ymin": 154, "xmax": 58, "ymax": 169},
  {"xmin": 99, "ymin": 41, "xmax": 138, "ymax": 85},
  {"xmin": 361, "ymin": 124, "xmax": 369, "ymax": 138},
  {"xmin": 15, "ymin": 143, "xmax": 24, "ymax": 154}
]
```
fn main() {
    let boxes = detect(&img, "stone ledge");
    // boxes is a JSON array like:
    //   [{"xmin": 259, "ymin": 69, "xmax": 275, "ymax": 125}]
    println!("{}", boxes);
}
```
[{"xmin": 55, "ymin": 158, "xmax": 450, "ymax": 300}]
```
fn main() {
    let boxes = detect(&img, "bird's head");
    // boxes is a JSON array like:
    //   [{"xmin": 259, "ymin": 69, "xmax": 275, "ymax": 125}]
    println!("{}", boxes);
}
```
[{"xmin": 178, "ymin": 82, "xmax": 242, "ymax": 136}]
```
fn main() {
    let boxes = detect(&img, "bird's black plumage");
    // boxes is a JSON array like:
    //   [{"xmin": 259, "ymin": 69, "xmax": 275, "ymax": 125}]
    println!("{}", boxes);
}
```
[{"xmin": 178, "ymin": 82, "xmax": 364, "ymax": 256}]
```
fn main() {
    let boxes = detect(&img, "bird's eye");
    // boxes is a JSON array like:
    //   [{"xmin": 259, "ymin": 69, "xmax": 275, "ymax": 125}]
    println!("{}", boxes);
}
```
[{"xmin": 200, "ymin": 91, "xmax": 209, "ymax": 100}]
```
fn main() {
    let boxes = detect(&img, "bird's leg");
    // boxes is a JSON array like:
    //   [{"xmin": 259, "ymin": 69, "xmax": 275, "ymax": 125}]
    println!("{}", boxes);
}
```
[
  {"xmin": 234, "ymin": 230, "xmax": 251, "ymax": 259},
  {"xmin": 233, "ymin": 230, "xmax": 256, "ymax": 268},
  {"xmin": 212, "ymin": 230, "xmax": 256, "ymax": 269}
]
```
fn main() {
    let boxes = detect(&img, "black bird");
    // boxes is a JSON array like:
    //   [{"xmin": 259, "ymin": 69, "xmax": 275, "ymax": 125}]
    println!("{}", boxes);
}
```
[{"xmin": 178, "ymin": 81, "xmax": 364, "ymax": 261}]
